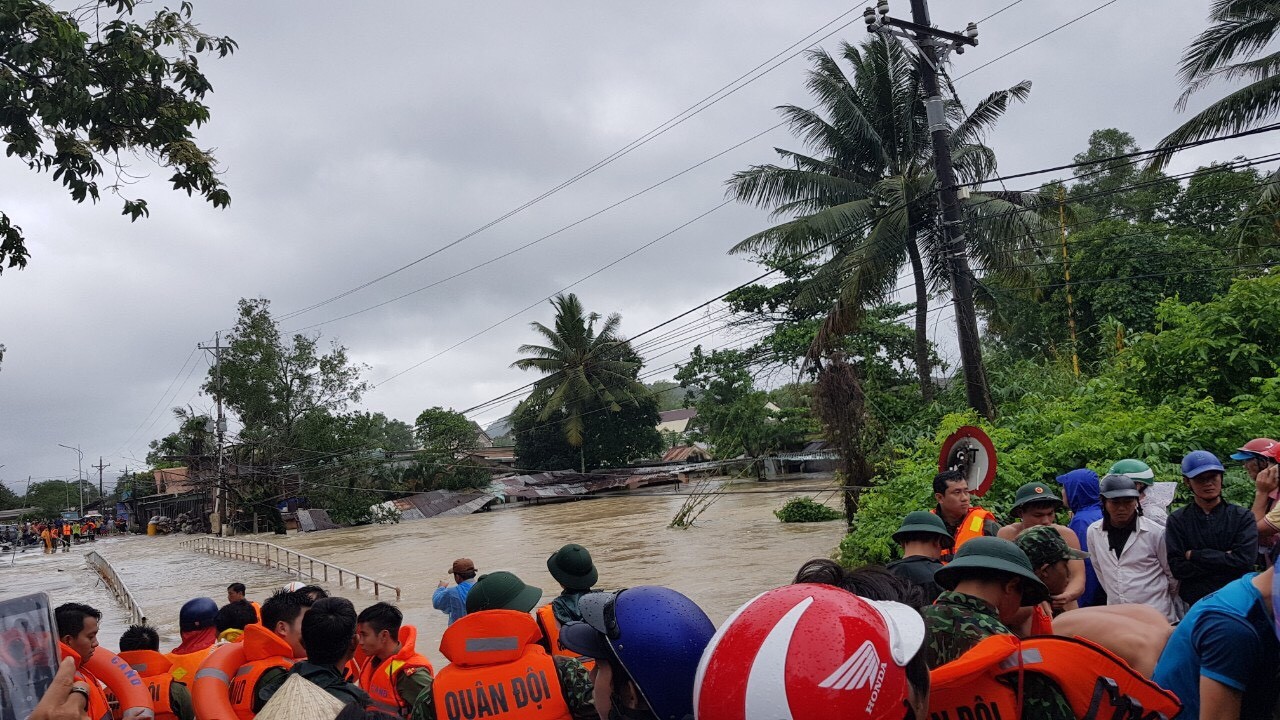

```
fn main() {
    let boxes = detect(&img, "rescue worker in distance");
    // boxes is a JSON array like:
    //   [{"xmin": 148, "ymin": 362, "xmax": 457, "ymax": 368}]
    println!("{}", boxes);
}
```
[
  {"xmin": 930, "ymin": 469, "xmax": 998, "ymax": 563},
  {"xmin": 353, "ymin": 602, "xmax": 434, "ymax": 718},
  {"xmin": 118, "ymin": 624, "xmax": 195, "ymax": 720},
  {"xmin": 428, "ymin": 570, "xmax": 597, "ymax": 720},
  {"xmin": 536, "ymin": 544, "xmax": 599, "ymax": 668}
]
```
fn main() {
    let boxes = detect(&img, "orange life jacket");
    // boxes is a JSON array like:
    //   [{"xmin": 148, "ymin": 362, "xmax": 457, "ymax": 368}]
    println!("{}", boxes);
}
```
[
  {"xmin": 929, "ymin": 634, "xmax": 1181, "ymax": 720},
  {"xmin": 935, "ymin": 507, "xmax": 997, "ymax": 563},
  {"xmin": 434, "ymin": 610, "xmax": 571, "ymax": 720},
  {"xmin": 228, "ymin": 623, "xmax": 297, "ymax": 720},
  {"xmin": 534, "ymin": 605, "xmax": 595, "ymax": 673},
  {"xmin": 1030, "ymin": 604, "xmax": 1054, "ymax": 636},
  {"xmin": 358, "ymin": 625, "xmax": 435, "ymax": 718},
  {"xmin": 167, "ymin": 644, "xmax": 214, "ymax": 684},
  {"xmin": 117, "ymin": 650, "xmax": 178, "ymax": 720},
  {"xmin": 58, "ymin": 644, "xmax": 112, "ymax": 720}
]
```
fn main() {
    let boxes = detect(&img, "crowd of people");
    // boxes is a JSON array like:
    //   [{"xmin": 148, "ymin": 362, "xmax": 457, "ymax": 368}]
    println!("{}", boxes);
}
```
[
  {"xmin": 7, "ymin": 518, "xmax": 103, "ymax": 554},
  {"xmin": 26, "ymin": 439, "xmax": 1280, "ymax": 720}
]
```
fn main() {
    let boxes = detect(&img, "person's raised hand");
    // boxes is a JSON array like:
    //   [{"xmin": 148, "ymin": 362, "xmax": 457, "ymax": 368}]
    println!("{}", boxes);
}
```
[
  {"xmin": 29, "ymin": 657, "xmax": 89, "ymax": 720},
  {"xmin": 1258, "ymin": 464, "xmax": 1279, "ymax": 495}
]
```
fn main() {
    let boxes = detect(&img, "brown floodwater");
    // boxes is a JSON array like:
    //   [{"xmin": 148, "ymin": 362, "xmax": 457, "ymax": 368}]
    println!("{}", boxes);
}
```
[{"xmin": 3, "ymin": 478, "xmax": 844, "ymax": 666}]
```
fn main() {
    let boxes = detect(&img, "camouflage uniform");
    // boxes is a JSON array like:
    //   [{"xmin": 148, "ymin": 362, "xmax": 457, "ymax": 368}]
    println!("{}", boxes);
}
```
[
  {"xmin": 407, "ymin": 655, "xmax": 596, "ymax": 720},
  {"xmin": 923, "ymin": 591, "xmax": 1075, "ymax": 720}
]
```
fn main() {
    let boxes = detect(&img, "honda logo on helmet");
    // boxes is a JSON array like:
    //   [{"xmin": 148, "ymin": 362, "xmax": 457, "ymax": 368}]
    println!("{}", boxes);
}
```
[{"xmin": 818, "ymin": 640, "xmax": 888, "ymax": 713}]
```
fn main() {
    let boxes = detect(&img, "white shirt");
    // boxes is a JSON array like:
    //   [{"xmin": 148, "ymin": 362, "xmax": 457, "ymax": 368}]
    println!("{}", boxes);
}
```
[{"xmin": 1086, "ymin": 515, "xmax": 1181, "ymax": 622}]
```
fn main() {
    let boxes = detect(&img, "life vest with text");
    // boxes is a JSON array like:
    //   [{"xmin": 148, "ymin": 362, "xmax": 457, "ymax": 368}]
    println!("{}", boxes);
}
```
[
  {"xmin": 61, "ymin": 643, "xmax": 156, "ymax": 720},
  {"xmin": 928, "ymin": 634, "xmax": 1181, "ymax": 720},
  {"xmin": 434, "ymin": 610, "xmax": 571, "ymax": 720},
  {"xmin": 228, "ymin": 623, "xmax": 296, "ymax": 720},
  {"xmin": 534, "ymin": 605, "xmax": 595, "ymax": 672},
  {"xmin": 358, "ymin": 625, "xmax": 435, "ymax": 718},
  {"xmin": 934, "ymin": 507, "xmax": 997, "ymax": 563},
  {"xmin": 117, "ymin": 650, "xmax": 178, "ymax": 720}
]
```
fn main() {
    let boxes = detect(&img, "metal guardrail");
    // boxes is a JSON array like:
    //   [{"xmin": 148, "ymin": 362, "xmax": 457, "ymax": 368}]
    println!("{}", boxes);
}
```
[
  {"xmin": 180, "ymin": 537, "xmax": 401, "ymax": 601},
  {"xmin": 85, "ymin": 551, "xmax": 147, "ymax": 625}
]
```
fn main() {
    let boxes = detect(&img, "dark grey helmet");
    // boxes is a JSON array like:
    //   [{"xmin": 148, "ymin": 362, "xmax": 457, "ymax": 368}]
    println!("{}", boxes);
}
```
[{"xmin": 1099, "ymin": 473, "xmax": 1141, "ymax": 499}]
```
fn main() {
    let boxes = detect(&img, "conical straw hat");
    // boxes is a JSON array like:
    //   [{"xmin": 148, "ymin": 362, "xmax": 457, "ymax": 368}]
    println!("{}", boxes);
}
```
[{"xmin": 255, "ymin": 674, "xmax": 347, "ymax": 720}]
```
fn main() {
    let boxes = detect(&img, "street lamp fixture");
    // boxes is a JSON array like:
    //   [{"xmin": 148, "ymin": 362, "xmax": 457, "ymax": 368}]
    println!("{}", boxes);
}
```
[{"xmin": 57, "ymin": 443, "xmax": 84, "ymax": 517}]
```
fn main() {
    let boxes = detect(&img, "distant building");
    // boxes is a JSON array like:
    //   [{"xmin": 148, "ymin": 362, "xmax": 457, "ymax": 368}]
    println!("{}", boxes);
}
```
[
  {"xmin": 153, "ymin": 467, "xmax": 197, "ymax": 495},
  {"xmin": 661, "ymin": 445, "xmax": 713, "ymax": 463},
  {"xmin": 656, "ymin": 408, "xmax": 697, "ymax": 434},
  {"xmin": 469, "ymin": 421, "xmax": 494, "ymax": 448}
]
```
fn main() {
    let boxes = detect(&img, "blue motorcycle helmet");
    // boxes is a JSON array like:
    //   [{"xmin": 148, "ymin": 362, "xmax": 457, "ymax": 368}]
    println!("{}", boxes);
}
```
[
  {"xmin": 560, "ymin": 586, "xmax": 714, "ymax": 720},
  {"xmin": 179, "ymin": 597, "xmax": 218, "ymax": 631}
]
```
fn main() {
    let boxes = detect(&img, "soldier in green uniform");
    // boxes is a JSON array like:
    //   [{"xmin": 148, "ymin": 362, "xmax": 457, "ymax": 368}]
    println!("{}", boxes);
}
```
[{"xmin": 922, "ymin": 536, "xmax": 1075, "ymax": 720}]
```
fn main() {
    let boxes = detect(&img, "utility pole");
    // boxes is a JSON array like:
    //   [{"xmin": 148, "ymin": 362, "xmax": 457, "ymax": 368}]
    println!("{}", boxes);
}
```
[
  {"xmin": 866, "ymin": 0, "xmax": 995, "ymax": 419},
  {"xmin": 92, "ymin": 457, "xmax": 110, "ymax": 506},
  {"xmin": 198, "ymin": 333, "xmax": 229, "ymax": 536}
]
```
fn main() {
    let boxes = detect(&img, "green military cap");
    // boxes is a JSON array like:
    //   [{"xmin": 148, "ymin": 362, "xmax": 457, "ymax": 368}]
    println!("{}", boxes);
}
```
[
  {"xmin": 934, "ymin": 536, "xmax": 1050, "ymax": 606},
  {"xmin": 465, "ymin": 571, "xmax": 543, "ymax": 614},
  {"xmin": 892, "ymin": 511, "xmax": 954, "ymax": 548},
  {"xmin": 1015, "ymin": 525, "xmax": 1088, "ymax": 569},
  {"xmin": 1009, "ymin": 481, "xmax": 1063, "ymax": 513}
]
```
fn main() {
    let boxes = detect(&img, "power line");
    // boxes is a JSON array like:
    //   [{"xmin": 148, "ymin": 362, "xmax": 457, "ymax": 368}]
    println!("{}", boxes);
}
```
[
  {"xmin": 274, "ymin": 8, "xmax": 866, "ymax": 325},
  {"xmin": 953, "ymin": 0, "xmax": 1124, "ymax": 82}
]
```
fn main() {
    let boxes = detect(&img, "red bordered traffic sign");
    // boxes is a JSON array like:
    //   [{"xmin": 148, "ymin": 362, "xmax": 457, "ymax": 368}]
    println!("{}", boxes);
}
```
[{"xmin": 938, "ymin": 425, "xmax": 998, "ymax": 497}]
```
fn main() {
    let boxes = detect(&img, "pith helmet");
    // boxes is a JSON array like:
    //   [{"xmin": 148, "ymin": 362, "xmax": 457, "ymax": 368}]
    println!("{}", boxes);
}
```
[
  {"xmin": 933, "ymin": 536, "xmax": 1049, "ymax": 606},
  {"xmin": 1010, "ymin": 481, "xmax": 1063, "ymax": 513}
]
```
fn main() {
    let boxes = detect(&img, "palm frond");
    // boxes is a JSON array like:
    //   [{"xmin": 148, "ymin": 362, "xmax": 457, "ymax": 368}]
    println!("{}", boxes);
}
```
[{"xmin": 1152, "ymin": 73, "xmax": 1280, "ymax": 169}]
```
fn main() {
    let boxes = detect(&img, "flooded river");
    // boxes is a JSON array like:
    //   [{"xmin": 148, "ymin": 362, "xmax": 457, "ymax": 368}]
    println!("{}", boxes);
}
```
[{"xmin": 4, "ymin": 478, "xmax": 844, "ymax": 667}]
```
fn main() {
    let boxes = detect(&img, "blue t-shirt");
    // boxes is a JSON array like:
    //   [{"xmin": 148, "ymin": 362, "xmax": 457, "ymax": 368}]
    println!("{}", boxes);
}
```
[
  {"xmin": 431, "ymin": 580, "xmax": 474, "ymax": 625},
  {"xmin": 1152, "ymin": 573, "xmax": 1279, "ymax": 719}
]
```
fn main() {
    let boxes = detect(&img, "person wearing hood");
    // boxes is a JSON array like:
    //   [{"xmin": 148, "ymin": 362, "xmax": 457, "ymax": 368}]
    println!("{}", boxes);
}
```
[
  {"xmin": 536, "ymin": 543, "xmax": 599, "ymax": 666},
  {"xmin": 1057, "ymin": 468, "xmax": 1103, "ymax": 606},
  {"xmin": 166, "ymin": 597, "xmax": 219, "ymax": 684}
]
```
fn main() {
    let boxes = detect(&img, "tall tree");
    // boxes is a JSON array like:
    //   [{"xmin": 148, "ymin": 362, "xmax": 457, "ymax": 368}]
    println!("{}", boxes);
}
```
[
  {"xmin": 209, "ymin": 298, "xmax": 369, "ymax": 450},
  {"xmin": 0, "ymin": 0, "xmax": 236, "ymax": 274},
  {"xmin": 727, "ymin": 36, "xmax": 1047, "ymax": 402},
  {"xmin": 511, "ymin": 293, "xmax": 650, "ymax": 472},
  {"xmin": 1153, "ymin": 0, "xmax": 1280, "ymax": 166}
]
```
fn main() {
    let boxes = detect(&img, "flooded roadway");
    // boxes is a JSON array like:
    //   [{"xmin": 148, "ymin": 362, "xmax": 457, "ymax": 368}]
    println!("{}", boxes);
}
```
[{"xmin": 3, "ymin": 478, "xmax": 844, "ymax": 667}]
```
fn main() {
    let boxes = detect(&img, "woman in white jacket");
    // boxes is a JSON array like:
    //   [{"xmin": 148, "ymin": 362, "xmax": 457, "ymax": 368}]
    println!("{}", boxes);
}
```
[{"xmin": 1086, "ymin": 473, "xmax": 1182, "ymax": 622}]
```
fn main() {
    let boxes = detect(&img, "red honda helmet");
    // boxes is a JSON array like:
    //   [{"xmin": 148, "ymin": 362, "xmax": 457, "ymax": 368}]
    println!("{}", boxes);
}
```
[
  {"xmin": 694, "ymin": 584, "xmax": 926, "ymax": 720},
  {"xmin": 1232, "ymin": 438, "xmax": 1278, "ymax": 461}
]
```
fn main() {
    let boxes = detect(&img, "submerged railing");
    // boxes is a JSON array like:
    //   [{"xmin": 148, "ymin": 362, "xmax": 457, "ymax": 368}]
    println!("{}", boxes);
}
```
[
  {"xmin": 85, "ymin": 551, "xmax": 148, "ymax": 625},
  {"xmin": 179, "ymin": 536, "xmax": 400, "ymax": 601}
]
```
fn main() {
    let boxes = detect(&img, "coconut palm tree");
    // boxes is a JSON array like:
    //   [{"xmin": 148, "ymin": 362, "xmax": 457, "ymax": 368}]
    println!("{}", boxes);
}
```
[
  {"xmin": 728, "ymin": 35, "xmax": 1048, "ymax": 401},
  {"xmin": 1152, "ymin": 0, "xmax": 1280, "ymax": 167},
  {"xmin": 511, "ymin": 293, "xmax": 648, "ymax": 472}
]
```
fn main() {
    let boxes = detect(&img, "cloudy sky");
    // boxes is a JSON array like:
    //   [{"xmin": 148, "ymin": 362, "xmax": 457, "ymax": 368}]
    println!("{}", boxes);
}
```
[{"xmin": 0, "ymin": 0, "xmax": 1270, "ymax": 495}]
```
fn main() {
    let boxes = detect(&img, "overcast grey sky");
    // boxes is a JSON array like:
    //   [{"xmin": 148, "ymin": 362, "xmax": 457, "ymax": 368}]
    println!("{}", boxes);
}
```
[{"xmin": 0, "ymin": 1, "xmax": 1271, "ymax": 495}]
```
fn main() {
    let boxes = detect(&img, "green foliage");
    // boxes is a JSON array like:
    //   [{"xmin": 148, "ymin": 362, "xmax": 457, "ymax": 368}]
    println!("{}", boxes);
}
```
[
  {"xmin": 415, "ymin": 407, "xmax": 478, "ymax": 454},
  {"xmin": 774, "ymin": 496, "xmax": 842, "ymax": 523},
  {"xmin": 675, "ymin": 347, "xmax": 815, "ymax": 458},
  {"xmin": 146, "ymin": 408, "xmax": 212, "ymax": 466},
  {"xmin": 644, "ymin": 380, "xmax": 688, "ymax": 412},
  {"xmin": 213, "ymin": 298, "xmax": 370, "ymax": 448},
  {"xmin": 0, "ymin": 482, "xmax": 20, "ymax": 511},
  {"xmin": 842, "ymin": 275, "xmax": 1280, "ymax": 565},
  {"xmin": 512, "ymin": 294, "xmax": 660, "ymax": 471},
  {"xmin": 1068, "ymin": 129, "xmax": 1179, "ymax": 222},
  {"xmin": 0, "ymin": 0, "xmax": 237, "ymax": 272},
  {"xmin": 24, "ymin": 479, "xmax": 98, "ymax": 518}
]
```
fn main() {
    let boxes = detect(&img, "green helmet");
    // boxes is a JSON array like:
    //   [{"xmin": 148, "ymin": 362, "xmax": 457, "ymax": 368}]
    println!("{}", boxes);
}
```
[{"xmin": 1109, "ymin": 459, "xmax": 1154, "ymax": 486}]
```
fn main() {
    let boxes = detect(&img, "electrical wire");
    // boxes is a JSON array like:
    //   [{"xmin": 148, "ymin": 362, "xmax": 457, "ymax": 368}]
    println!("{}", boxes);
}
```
[
  {"xmin": 953, "ymin": 0, "xmax": 1124, "ymax": 82},
  {"xmin": 274, "ymin": 8, "xmax": 866, "ymax": 325}
]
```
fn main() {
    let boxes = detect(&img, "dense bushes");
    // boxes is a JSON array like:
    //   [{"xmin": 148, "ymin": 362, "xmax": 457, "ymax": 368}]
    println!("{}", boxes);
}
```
[{"xmin": 775, "ymin": 496, "xmax": 843, "ymax": 523}]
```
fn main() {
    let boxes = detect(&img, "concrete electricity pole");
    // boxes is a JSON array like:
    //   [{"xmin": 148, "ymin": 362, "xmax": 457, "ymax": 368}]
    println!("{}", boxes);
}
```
[
  {"xmin": 198, "ymin": 332, "xmax": 229, "ymax": 536},
  {"xmin": 866, "ymin": 0, "xmax": 995, "ymax": 419},
  {"xmin": 92, "ymin": 457, "xmax": 110, "ymax": 504}
]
